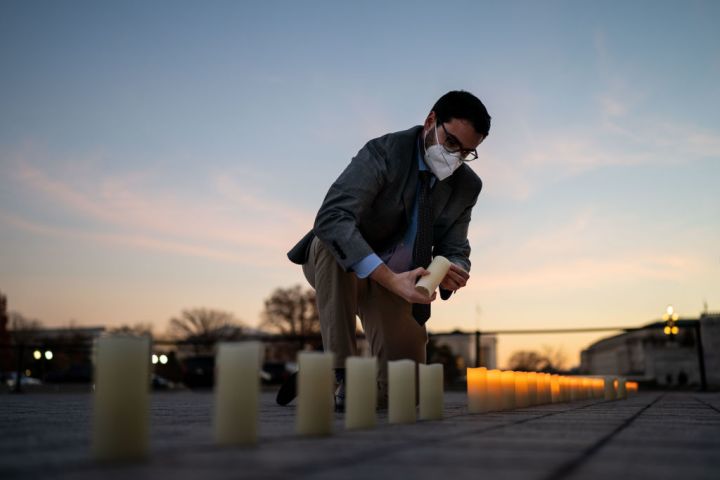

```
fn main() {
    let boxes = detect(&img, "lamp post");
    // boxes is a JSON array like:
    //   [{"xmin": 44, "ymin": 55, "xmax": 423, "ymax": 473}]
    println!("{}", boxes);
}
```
[{"xmin": 662, "ymin": 305, "xmax": 679, "ymax": 340}]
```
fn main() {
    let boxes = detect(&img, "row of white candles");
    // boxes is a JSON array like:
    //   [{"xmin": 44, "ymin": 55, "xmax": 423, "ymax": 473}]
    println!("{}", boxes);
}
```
[
  {"xmin": 92, "ymin": 336, "xmax": 444, "ymax": 461},
  {"xmin": 92, "ymin": 337, "xmax": 638, "ymax": 461},
  {"xmin": 466, "ymin": 367, "xmax": 636, "ymax": 413}
]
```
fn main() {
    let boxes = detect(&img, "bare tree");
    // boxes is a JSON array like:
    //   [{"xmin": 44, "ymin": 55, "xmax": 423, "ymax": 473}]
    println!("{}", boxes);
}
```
[
  {"xmin": 507, "ymin": 345, "xmax": 569, "ymax": 372},
  {"xmin": 8, "ymin": 311, "xmax": 43, "ymax": 343},
  {"xmin": 168, "ymin": 308, "xmax": 244, "ymax": 344},
  {"xmin": 541, "ymin": 345, "xmax": 568, "ymax": 371},
  {"xmin": 507, "ymin": 350, "xmax": 548, "ymax": 371},
  {"xmin": 260, "ymin": 285, "xmax": 320, "ymax": 336},
  {"xmin": 109, "ymin": 323, "xmax": 154, "ymax": 338}
]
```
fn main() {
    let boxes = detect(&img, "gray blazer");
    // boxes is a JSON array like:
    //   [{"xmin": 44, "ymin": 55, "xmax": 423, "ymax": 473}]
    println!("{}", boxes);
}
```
[{"xmin": 288, "ymin": 125, "xmax": 482, "ymax": 279}]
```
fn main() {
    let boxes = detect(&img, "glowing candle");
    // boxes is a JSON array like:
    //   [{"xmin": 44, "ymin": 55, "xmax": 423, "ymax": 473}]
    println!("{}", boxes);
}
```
[
  {"xmin": 584, "ymin": 377, "xmax": 591, "ymax": 399},
  {"xmin": 570, "ymin": 377, "xmax": 581, "ymax": 402},
  {"xmin": 296, "ymin": 352, "xmax": 334, "ymax": 436},
  {"xmin": 514, "ymin": 372, "xmax": 530, "ymax": 408},
  {"xmin": 604, "ymin": 376, "xmax": 617, "ymax": 401},
  {"xmin": 501, "ymin": 371, "xmax": 516, "ymax": 410},
  {"xmin": 415, "ymin": 256, "xmax": 452, "ymax": 297},
  {"xmin": 466, "ymin": 367, "xmax": 487, "ymax": 413},
  {"xmin": 617, "ymin": 378, "xmax": 627, "ymax": 399},
  {"xmin": 92, "ymin": 335, "xmax": 150, "ymax": 461},
  {"xmin": 388, "ymin": 359, "xmax": 416, "ymax": 424},
  {"xmin": 345, "ymin": 357, "xmax": 377, "ymax": 430},
  {"xmin": 419, "ymin": 363, "xmax": 443, "ymax": 421},
  {"xmin": 214, "ymin": 341, "xmax": 263, "ymax": 446},
  {"xmin": 485, "ymin": 369, "xmax": 503, "ymax": 412},
  {"xmin": 534, "ymin": 373, "xmax": 545, "ymax": 404},
  {"xmin": 551, "ymin": 375, "xmax": 561, "ymax": 403},
  {"xmin": 526, "ymin": 372, "xmax": 538, "ymax": 406},
  {"xmin": 544, "ymin": 374, "xmax": 553, "ymax": 403},
  {"xmin": 562, "ymin": 377, "xmax": 572, "ymax": 402}
]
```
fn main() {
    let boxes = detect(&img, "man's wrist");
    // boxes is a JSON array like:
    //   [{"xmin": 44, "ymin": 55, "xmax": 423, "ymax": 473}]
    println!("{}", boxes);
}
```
[{"xmin": 369, "ymin": 263, "xmax": 397, "ymax": 291}]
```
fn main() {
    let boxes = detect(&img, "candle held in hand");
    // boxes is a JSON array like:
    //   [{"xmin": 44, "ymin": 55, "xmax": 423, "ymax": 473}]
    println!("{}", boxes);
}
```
[{"xmin": 415, "ymin": 256, "xmax": 452, "ymax": 297}]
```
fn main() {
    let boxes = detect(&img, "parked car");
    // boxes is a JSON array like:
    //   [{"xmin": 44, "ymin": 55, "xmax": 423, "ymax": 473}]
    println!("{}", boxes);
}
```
[{"xmin": 4, "ymin": 372, "xmax": 43, "ymax": 389}]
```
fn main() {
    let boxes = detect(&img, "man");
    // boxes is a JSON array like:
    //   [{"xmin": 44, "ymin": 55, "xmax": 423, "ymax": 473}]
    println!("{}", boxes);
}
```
[{"xmin": 280, "ymin": 90, "xmax": 491, "ymax": 410}]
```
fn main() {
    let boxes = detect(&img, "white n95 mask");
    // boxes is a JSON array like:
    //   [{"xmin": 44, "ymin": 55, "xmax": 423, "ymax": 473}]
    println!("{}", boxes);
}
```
[{"xmin": 424, "ymin": 124, "xmax": 463, "ymax": 181}]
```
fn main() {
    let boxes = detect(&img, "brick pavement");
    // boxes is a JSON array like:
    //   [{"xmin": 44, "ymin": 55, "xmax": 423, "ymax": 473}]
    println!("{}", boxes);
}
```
[{"xmin": 1, "ymin": 390, "xmax": 719, "ymax": 480}]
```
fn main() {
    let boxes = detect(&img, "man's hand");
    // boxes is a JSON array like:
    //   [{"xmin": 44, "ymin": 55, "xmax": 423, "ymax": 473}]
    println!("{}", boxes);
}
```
[
  {"xmin": 440, "ymin": 263, "xmax": 470, "ymax": 292},
  {"xmin": 370, "ymin": 264, "xmax": 436, "ymax": 304}
]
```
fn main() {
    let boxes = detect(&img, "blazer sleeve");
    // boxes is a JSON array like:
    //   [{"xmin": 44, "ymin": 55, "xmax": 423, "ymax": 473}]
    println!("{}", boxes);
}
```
[{"xmin": 313, "ymin": 140, "xmax": 387, "ymax": 271}]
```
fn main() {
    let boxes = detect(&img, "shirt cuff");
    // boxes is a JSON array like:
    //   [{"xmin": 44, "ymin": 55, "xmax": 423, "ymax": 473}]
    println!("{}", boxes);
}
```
[{"xmin": 351, "ymin": 253, "xmax": 383, "ymax": 279}]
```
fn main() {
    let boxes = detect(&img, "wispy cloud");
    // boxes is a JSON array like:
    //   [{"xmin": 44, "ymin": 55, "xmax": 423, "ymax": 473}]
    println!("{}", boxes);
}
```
[{"xmin": 4, "ymin": 150, "xmax": 315, "ymax": 267}]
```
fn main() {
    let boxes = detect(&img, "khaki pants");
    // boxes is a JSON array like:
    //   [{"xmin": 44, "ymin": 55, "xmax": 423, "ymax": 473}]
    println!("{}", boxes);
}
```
[{"xmin": 302, "ymin": 237, "xmax": 427, "ymax": 385}]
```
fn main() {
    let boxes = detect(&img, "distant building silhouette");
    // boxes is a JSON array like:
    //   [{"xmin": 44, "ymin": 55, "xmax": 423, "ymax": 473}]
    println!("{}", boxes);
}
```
[
  {"xmin": 431, "ymin": 331, "xmax": 497, "ymax": 369},
  {"xmin": 580, "ymin": 312, "xmax": 720, "ymax": 389}
]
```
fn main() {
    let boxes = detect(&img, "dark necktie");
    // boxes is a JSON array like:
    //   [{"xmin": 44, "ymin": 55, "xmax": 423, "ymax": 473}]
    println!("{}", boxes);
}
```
[{"xmin": 412, "ymin": 171, "xmax": 433, "ymax": 325}]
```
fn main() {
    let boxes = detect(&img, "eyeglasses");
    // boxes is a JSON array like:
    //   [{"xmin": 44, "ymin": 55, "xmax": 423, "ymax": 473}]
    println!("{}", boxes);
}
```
[{"xmin": 439, "ymin": 123, "xmax": 479, "ymax": 161}]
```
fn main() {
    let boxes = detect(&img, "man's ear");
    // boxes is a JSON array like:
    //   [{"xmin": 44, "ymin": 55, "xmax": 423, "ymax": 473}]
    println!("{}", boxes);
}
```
[{"xmin": 423, "ymin": 111, "xmax": 436, "ymax": 130}]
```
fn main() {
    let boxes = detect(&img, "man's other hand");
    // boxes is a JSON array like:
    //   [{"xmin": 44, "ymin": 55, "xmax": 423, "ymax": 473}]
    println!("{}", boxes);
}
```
[{"xmin": 440, "ymin": 263, "xmax": 469, "ymax": 292}]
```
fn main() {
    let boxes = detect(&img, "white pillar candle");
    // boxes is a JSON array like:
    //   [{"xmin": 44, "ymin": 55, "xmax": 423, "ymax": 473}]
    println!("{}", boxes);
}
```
[
  {"xmin": 604, "ymin": 376, "xmax": 617, "ymax": 401},
  {"xmin": 415, "ymin": 256, "xmax": 452, "ymax": 297},
  {"xmin": 514, "ymin": 372, "xmax": 530, "ymax": 408},
  {"xmin": 544, "ymin": 374, "xmax": 553, "ymax": 403},
  {"xmin": 296, "ymin": 352, "xmax": 334, "ymax": 436},
  {"xmin": 526, "ymin": 372, "xmax": 538, "ymax": 406},
  {"xmin": 585, "ymin": 378, "xmax": 594, "ymax": 399},
  {"xmin": 419, "ymin": 363, "xmax": 444, "ymax": 421},
  {"xmin": 467, "ymin": 367, "xmax": 487, "ymax": 413},
  {"xmin": 485, "ymin": 369, "xmax": 503, "ymax": 412},
  {"xmin": 617, "ymin": 378, "xmax": 627, "ymax": 399},
  {"xmin": 388, "ymin": 359, "xmax": 416, "ymax": 424},
  {"xmin": 501, "ymin": 371, "xmax": 516, "ymax": 411},
  {"xmin": 560, "ymin": 377, "xmax": 571, "ymax": 402},
  {"xmin": 345, "ymin": 357, "xmax": 377, "ymax": 430},
  {"xmin": 551, "ymin": 375, "xmax": 561, "ymax": 403},
  {"xmin": 535, "ymin": 373, "xmax": 548, "ymax": 404},
  {"xmin": 214, "ymin": 341, "xmax": 263, "ymax": 446},
  {"xmin": 92, "ymin": 335, "xmax": 150, "ymax": 461},
  {"xmin": 570, "ymin": 378, "xmax": 581, "ymax": 402}
]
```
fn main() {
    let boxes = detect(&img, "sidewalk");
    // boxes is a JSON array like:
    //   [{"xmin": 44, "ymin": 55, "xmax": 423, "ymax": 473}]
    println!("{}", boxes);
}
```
[{"xmin": 2, "ymin": 391, "xmax": 719, "ymax": 479}]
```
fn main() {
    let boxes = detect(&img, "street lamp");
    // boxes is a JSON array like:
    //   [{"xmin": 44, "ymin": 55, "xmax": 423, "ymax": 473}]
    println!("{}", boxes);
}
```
[{"xmin": 662, "ymin": 305, "xmax": 680, "ymax": 338}]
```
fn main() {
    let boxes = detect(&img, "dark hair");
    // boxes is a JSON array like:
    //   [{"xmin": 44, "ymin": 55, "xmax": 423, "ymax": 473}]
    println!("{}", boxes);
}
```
[{"xmin": 431, "ymin": 90, "xmax": 491, "ymax": 137}]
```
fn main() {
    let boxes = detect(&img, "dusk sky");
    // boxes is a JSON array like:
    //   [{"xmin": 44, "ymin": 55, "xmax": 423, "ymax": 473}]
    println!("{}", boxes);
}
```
[{"xmin": 1, "ymin": 0, "xmax": 718, "ymax": 367}]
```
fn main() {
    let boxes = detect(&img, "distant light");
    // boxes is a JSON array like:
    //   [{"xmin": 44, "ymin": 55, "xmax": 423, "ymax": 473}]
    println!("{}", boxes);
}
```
[
  {"xmin": 664, "ymin": 326, "xmax": 671, "ymax": 335},
  {"xmin": 666, "ymin": 305, "xmax": 674, "ymax": 316},
  {"xmin": 25, "ymin": 369, "xmax": 32, "ymax": 377},
  {"xmin": 151, "ymin": 354, "xmax": 159, "ymax": 365},
  {"xmin": 33, "ymin": 350, "xmax": 42, "ymax": 360},
  {"xmin": 671, "ymin": 326, "xmax": 679, "ymax": 335},
  {"xmin": 159, "ymin": 354, "xmax": 168, "ymax": 365},
  {"xmin": 672, "ymin": 313, "xmax": 679, "ymax": 321},
  {"xmin": 44, "ymin": 350, "xmax": 53, "ymax": 360}
]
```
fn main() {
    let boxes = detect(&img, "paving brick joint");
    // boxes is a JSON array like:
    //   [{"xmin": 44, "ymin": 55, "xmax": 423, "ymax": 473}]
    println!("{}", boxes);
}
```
[{"xmin": 2, "ymin": 391, "xmax": 719, "ymax": 479}]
